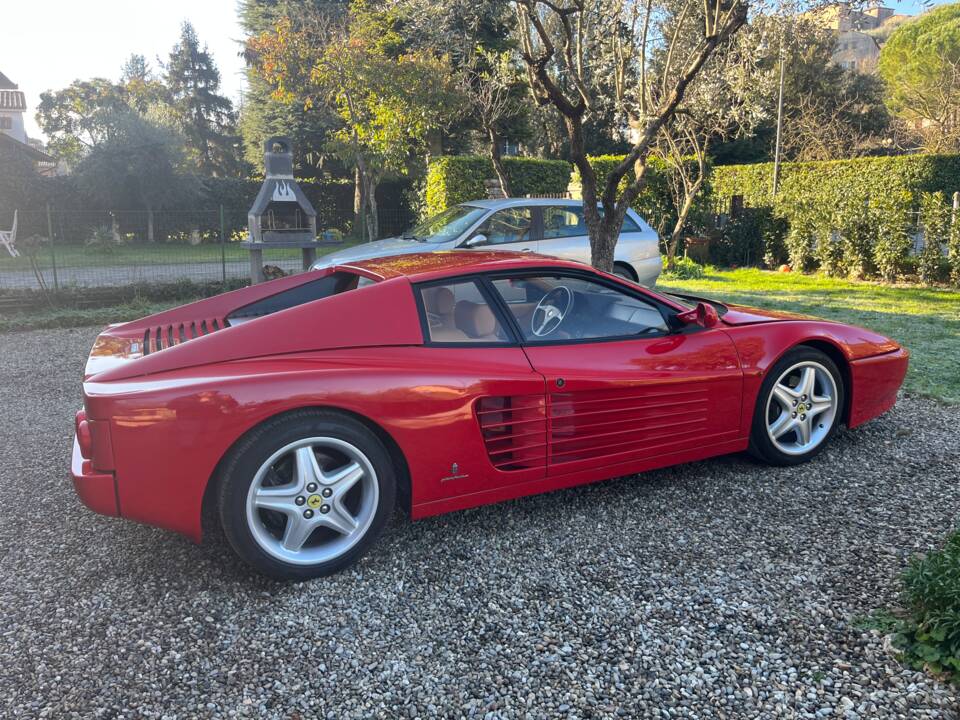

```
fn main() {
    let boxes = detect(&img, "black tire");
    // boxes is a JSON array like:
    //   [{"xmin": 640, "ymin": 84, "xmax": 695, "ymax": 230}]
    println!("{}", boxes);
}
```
[
  {"xmin": 218, "ymin": 409, "xmax": 396, "ymax": 580},
  {"xmin": 748, "ymin": 346, "xmax": 844, "ymax": 466},
  {"xmin": 613, "ymin": 262, "xmax": 638, "ymax": 282}
]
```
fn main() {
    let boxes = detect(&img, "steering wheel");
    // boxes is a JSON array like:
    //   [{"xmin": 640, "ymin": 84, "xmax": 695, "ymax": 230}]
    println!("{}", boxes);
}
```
[{"xmin": 531, "ymin": 286, "xmax": 573, "ymax": 337}]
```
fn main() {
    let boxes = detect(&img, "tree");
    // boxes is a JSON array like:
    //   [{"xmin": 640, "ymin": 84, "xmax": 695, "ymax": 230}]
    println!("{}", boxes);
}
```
[
  {"xmin": 249, "ymin": 2, "xmax": 462, "ymax": 238},
  {"xmin": 72, "ymin": 111, "xmax": 193, "ymax": 241},
  {"xmin": 458, "ymin": 51, "xmax": 526, "ymax": 196},
  {"xmin": 239, "ymin": 0, "xmax": 349, "ymax": 175},
  {"xmin": 651, "ymin": 10, "xmax": 772, "ymax": 265},
  {"xmin": 511, "ymin": 0, "xmax": 749, "ymax": 272},
  {"xmin": 36, "ymin": 79, "xmax": 131, "ymax": 164},
  {"xmin": 121, "ymin": 54, "xmax": 170, "ymax": 114},
  {"xmin": 165, "ymin": 22, "xmax": 243, "ymax": 176},
  {"xmin": 879, "ymin": 4, "xmax": 960, "ymax": 153}
]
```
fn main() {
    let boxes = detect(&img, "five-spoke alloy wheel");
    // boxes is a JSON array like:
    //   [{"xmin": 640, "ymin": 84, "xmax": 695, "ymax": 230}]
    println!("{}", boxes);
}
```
[
  {"xmin": 749, "ymin": 347, "xmax": 844, "ymax": 466},
  {"xmin": 219, "ymin": 410, "xmax": 395, "ymax": 579}
]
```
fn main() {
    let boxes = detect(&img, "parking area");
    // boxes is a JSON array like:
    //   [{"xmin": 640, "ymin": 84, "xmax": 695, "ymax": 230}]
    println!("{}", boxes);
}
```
[{"xmin": 0, "ymin": 326, "xmax": 957, "ymax": 719}]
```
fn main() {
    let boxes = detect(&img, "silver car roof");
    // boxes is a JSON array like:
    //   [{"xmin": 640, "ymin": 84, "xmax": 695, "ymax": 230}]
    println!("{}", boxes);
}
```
[{"xmin": 462, "ymin": 198, "xmax": 587, "ymax": 209}]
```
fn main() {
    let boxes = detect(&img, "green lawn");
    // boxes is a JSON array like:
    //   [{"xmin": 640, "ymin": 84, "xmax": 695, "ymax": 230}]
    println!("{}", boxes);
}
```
[
  {"xmin": 0, "ymin": 241, "xmax": 361, "ymax": 270},
  {"xmin": 659, "ymin": 268, "xmax": 960, "ymax": 404}
]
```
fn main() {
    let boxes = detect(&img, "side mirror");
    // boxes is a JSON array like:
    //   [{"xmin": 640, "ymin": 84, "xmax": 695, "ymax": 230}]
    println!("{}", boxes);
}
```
[
  {"xmin": 462, "ymin": 234, "xmax": 488, "ymax": 248},
  {"xmin": 676, "ymin": 301, "xmax": 719, "ymax": 329}
]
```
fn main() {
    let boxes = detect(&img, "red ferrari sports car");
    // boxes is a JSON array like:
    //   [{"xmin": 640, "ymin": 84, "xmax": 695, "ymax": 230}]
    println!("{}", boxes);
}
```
[{"xmin": 71, "ymin": 251, "xmax": 908, "ymax": 579}]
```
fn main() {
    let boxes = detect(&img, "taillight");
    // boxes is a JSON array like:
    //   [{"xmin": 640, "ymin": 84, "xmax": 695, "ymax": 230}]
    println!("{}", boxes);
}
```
[{"xmin": 75, "ymin": 410, "xmax": 93, "ymax": 459}]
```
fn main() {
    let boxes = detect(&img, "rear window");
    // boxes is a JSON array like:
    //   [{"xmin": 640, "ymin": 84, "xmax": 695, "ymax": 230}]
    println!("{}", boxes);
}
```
[{"xmin": 228, "ymin": 272, "xmax": 367, "ymax": 321}]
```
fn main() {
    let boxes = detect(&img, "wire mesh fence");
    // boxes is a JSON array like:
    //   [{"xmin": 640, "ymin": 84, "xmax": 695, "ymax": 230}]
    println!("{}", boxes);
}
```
[{"xmin": 0, "ymin": 206, "xmax": 411, "ymax": 292}]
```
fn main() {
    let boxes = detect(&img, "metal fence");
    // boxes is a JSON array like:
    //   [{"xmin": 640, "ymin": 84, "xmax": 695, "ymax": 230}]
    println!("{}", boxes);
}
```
[{"xmin": 0, "ymin": 206, "xmax": 411, "ymax": 293}]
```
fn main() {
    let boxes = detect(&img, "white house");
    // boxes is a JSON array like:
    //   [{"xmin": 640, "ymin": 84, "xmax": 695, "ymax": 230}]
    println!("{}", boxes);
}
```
[
  {"xmin": 0, "ymin": 71, "xmax": 28, "ymax": 143},
  {"xmin": 0, "ymin": 70, "xmax": 55, "ymax": 173}
]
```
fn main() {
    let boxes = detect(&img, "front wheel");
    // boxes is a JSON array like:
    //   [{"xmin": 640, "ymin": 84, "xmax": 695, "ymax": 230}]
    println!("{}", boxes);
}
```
[
  {"xmin": 218, "ymin": 410, "xmax": 396, "ymax": 580},
  {"xmin": 748, "ymin": 347, "xmax": 844, "ymax": 466}
]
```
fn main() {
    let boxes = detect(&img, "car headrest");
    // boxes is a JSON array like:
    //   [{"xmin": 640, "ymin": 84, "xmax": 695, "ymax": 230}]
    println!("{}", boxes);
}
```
[
  {"xmin": 455, "ymin": 301, "xmax": 498, "ymax": 338},
  {"xmin": 425, "ymin": 287, "xmax": 455, "ymax": 315}
]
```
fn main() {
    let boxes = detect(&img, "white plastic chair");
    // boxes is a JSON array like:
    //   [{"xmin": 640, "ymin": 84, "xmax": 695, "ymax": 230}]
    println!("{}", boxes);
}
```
[{"xmin": 0, "ymin": 211, "xmax": 19, "ymax": 257}]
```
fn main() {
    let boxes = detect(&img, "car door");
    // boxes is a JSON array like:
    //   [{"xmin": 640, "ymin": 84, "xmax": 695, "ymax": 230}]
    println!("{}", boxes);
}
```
[
  {"xmin": 487, "ymin": 272, "xmax": 743, "ymax": 478},
  {"xmin": 462, "ymin": 206, "xmax": 539, "ymax": 254},
  {"xmin": 538, "ymin": 205, "xmax": 590, "ymax": 264},
  {"xmin": 413, "ymin": 277, "xmax": 547, "ymax": 499}
]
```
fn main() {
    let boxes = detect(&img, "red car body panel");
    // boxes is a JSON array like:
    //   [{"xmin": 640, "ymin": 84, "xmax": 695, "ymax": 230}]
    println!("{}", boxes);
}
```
[{"xmin": 70, "ymin": 252, "xmax": 909, "ymax": 543}]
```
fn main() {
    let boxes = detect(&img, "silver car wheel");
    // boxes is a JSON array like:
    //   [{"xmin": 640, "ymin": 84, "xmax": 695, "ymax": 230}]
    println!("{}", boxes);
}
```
[
  {"xmin": 245, "ymin": 437, "xmax": 379, "ymax": 566},
  {"xmin": 765, "ymin": 361, "xmax": 838, "ymax": 456}
]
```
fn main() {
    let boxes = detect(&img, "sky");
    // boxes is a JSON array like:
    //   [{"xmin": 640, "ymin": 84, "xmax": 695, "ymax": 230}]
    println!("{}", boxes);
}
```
[
  {"xmin": 0, "ymin": 0, "xmax": 951, "ymax": 142},
  {"xmin": 3, "ymin": 0, "xmax": 245, "ymax": 140}
]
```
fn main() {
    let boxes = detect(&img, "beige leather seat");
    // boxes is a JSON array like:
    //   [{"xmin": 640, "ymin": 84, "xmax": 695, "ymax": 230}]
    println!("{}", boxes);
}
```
[
  {"xmin": 423, "ymin": 287, "xmax": 470, "ymax": 342},
  {"xmin": 455, "ymin": 301, "xmax": 500, "ymax": 341}
]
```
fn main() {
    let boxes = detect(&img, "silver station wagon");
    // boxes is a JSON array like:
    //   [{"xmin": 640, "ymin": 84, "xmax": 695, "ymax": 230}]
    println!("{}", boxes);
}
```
[{"xmin": 312, "ymin": 198, "xmax": 662, "ymax": 286}]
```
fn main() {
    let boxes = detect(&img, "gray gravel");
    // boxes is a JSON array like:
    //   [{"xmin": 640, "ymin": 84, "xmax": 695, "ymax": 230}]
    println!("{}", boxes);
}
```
[{"xmin": 0, "ymin": 326, "xmax": 958, "ymax": 719}]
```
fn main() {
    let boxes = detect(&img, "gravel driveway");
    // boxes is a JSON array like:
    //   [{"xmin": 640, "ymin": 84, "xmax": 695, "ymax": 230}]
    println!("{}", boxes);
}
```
[{"xmin": 1, "ymin": 326, "xmax": 958, "ymax": 719}]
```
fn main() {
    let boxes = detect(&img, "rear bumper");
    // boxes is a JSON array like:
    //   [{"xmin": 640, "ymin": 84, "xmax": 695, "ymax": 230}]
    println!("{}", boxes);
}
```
[
  {"xmin": 70, "ymin": 435, "xmax": 119, "ymax": 517},
  {"xmin": 848, "ymin": 347, "xmax": 909, "ymax": 428}
]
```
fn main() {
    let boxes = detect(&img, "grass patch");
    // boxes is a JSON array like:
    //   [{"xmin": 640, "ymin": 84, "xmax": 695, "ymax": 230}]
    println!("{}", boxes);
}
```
[{"xmin": 660, "ymin": 268, "xmax": 960, "ymax": 404}]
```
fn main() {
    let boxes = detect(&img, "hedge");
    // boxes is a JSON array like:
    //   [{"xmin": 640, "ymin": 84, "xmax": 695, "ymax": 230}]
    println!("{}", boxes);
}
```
[
  {"xmin": 711, "ymin": 154, "xmax": 960, "ymax": 213},
  {"xmin": 1, "ymin": 171, "xmax": 414, "ymax": 245},
  {"xmin": 710, "ymin": 154, "xmax": 960, "ymax": 283},
  {"xmin": 424, "ymin": 156, "xmax": 572, "ymax": 215}
]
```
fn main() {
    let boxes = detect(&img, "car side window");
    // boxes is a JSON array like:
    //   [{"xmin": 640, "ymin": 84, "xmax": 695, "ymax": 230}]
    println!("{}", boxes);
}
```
[
  {"xmin": 473, "ymin": 208, "xmax": 534, "ymax": 246},
  {"xmin": 490, "ymin": 275, "xmax": 668, "ymax": 342},
  {"xmin": 418, "ymin": 280, "xmax": 511, "ymax": 344},
  {"xmin": 543, "ymin": 206, "xmax": 587, "ymax": 239}
]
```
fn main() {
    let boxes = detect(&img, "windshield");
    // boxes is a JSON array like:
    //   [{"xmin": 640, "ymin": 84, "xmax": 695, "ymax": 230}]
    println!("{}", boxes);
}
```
[{"xmin": 407, "ymin": 205, "xmax": 487, "ymax": 243}]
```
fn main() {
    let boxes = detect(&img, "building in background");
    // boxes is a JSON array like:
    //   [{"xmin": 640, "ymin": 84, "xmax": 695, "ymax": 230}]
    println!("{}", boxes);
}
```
[
  {"xmin": 809, "ymin": 2, "xmax": 913, "ymax": 73},
  {"xmin": 0, "ymin": 70, "xmax": 56, "ymax": 174}
]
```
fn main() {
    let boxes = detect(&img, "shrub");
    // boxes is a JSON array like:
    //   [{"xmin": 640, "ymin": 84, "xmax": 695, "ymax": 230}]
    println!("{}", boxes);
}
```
[
  {"xmin": 711, "ymin": 154, "xmax": 960, "ymax": 284},
  {"xmin": 85, "ymin": 225, "xmax": 121, "ymax": 254},
  {"xmin": 872, "ymin": 191, "xmax": 914, "ymax": 281},
  {"xmin": 836, "ymin": 198, "xmax": 875, "ymax": 279},
  {"xmin": 710, "ymin": 208, "xmax": 784, "ymax": 268},
  {"xmin": 892, "ymin": 529, "xmax": 960, "ymax": 684},
  {"xmin": 784, "ymin": 205, "xmax": 818, "ymax": 272},
  {"xmin": 424, "ymin": 156, "xmax": 572, "ymax": 216},
  {"xmin": 663, "ymin": 255, "xmax": 706, "ymax": 279},
  {"xmin": 919, "ymin": 192, "xmax": 950, "ymax": 284},
  {"xmin": 950, "ymin": 215, "xmax": 960, "ymax": 286}
]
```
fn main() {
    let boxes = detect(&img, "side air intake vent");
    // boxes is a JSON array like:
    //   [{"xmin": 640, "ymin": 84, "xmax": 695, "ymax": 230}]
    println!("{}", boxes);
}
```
[
  {"xmin": 143, "ymin": 317, "xmax": 225, "ymax": 355},
  {"xmin": 476, "ymin": 395, "xmax": 547, "ymax": 471}
]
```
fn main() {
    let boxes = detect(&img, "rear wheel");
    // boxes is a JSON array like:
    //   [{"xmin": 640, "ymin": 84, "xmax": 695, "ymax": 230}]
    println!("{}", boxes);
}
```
[
  {"xmin": 613, "ymin": 262, "xmax": 637, "ymax": 282},
  {"xmin": 218, "ymin": 410, "xmax": 395, "ymax": 580},
  {"xmin": 749, "ymin": 347, "xmax": 844, "ymax": 466}
]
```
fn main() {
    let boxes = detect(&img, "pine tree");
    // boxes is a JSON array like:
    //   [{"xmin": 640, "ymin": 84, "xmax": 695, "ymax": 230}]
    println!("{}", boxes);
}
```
[{"xmin": 165, "ymin": 22, "xmax": 241, "ymax": 176}]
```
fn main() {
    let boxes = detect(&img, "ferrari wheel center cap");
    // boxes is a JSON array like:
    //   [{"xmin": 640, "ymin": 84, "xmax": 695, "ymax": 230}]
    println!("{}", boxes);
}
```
[{"xmin": 306, "ymin": 495, "xmax": 323, "ymax": 509}]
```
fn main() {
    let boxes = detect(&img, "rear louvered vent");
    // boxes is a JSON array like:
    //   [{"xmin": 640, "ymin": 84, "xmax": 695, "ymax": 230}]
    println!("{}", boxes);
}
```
[
  {"xmin": 142, "ymin": 317, "xmax": 225, "ymax": 355},
  {"xmin": 549, "ymin": 386, "xmax": 709, "ymax": 465},
  {"xmin": 476, "ymin": 395, "xmax": 547, "ymax": 471}
]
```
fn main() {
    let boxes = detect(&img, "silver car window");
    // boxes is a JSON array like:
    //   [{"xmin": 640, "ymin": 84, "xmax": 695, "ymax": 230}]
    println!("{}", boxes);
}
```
[{"xmin": 475, "ymin": 208, "xmax": 534, "ymax": 246}]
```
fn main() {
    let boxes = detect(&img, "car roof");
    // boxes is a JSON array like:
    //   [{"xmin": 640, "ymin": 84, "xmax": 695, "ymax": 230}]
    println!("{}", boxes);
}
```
[
  {"xmin": 337, "ymin": 250, "xmax": 594, "ymax": 282},
  {"xmin": 462, "ymin": 198, "xmax": 584, "ymax": 209}
]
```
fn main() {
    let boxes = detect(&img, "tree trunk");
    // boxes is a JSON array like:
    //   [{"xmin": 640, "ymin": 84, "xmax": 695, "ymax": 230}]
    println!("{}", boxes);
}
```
[
  {"xmin": 356, "ymin": 158, "xmax": 379, "ymax": 242},
  {"xmin": 353, "ymin": 166, "xmax": 364, "ymax": 240},
  {"xmin": 666, "ymin": 179, "xmax": 703, "ymax": 266},
  {"xmin": 487, "ymin": 127, "xmax": 511, "ymax": 198},
  {"xmin": 146, "ymin": 207, "xmax": 155, "ymax": 243}
]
